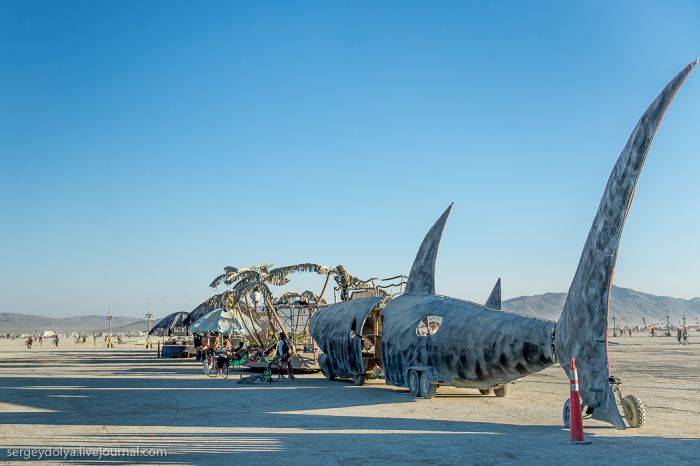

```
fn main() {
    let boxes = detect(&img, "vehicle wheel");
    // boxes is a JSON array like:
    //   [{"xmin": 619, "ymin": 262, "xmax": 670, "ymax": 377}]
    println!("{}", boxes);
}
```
[
  {"xmin": 319, "ymin": 356, "xmax": 335, "ymax": 381},
  {"xmin": 408, "ymin": 370, "xmax": 421, "ymax": 397},
  {"xmin": 621, "ymin": 394, "xmax": 646, "ymax": 428},
  {"xmin": 479, "ymin": 388, "xmax": 493, "ymax": 396},
  {"xmin": 419, "ymin": 372, "xmax": 437, "ymax": 399},
  {"xmin": 321, "ymin": 363, "xmax": 334, "ymax": 380},
  {"xmin": 353, "ymin": 374, "xmax": 366, "ymax": 386},
  {"xmin": 563, "ymin": 398, "xmax": 571, "ymax": 428},
  {"xmin": 493, "ymin": 383, "xmax": 509, "ymax": 397}
]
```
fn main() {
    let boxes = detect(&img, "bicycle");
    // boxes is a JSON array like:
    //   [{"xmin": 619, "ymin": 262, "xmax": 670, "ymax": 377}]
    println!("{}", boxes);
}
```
[
  {"xmin": 237, "ymin": 356, "xmax": 275, "ymax": 384},
  {"xmin": 203, "ymin": 352, "xmax": 230, "ymax": 379}
]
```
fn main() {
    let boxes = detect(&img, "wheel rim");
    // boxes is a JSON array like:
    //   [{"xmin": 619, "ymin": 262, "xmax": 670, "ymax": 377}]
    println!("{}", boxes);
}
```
[
  {"xmin": 408, "ymin": 371, "xmax": 419, "ymax": 396},
  {"xmin": 622, "ymin": 400, "xmax": 633, "ymax": 420}
]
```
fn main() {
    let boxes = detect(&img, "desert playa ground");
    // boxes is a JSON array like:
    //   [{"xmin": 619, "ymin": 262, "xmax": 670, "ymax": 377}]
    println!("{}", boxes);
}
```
[{"xmin": 0, "ymin": 336, "xmax": 697, "ymax": 465}]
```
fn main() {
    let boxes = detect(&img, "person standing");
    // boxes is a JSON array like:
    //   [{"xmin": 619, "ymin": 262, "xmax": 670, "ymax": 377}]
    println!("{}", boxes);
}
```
[
  {"xmin": 193, "ymin": 333, "xmax": 202, "ymax": 361},
  {"xmin": 275, "ymin": 332, "xmax": 294, "ymax": 380},
  {"xmin": 682, "ymin": 327, "xmax": 690, "ymax": 345},
  {"xmin": 201, "ymin": 333, "xmax": 213, "ymax": 367},
  {"xmin": 677, "ymin": 328, "xmax": 683, "ymax": 344}
]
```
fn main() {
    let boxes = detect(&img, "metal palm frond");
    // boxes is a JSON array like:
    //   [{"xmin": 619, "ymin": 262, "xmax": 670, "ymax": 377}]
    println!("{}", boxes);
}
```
[
  {"xmin": 210, "ymin": 264, "xmax": 272, "ymax": 288},
  {"xmin": 224, "ymin": 269, "xmax": 261, "ymax": 286},
  {"xmin": 232, "ymin": 280, "xmax": 274, "ymax": 305},
  {"xmin": 266, "ymin": 263, "xmax": 327, "ymax": 285},
  {"xmin": 209, "ymin": 273, "xmax": 229, "ymax": 288}
]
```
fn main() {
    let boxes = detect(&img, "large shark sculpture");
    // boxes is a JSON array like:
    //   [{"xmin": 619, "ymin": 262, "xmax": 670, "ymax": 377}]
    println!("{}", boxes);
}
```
[{"xmin": 310, "ymin": 60, "xmax": 696, "ymax": 429}]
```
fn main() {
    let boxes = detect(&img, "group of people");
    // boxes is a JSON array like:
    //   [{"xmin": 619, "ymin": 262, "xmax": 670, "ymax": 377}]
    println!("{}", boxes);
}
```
[
  {"xmin": 194, "ymin": 331, "xmax": 294, "ymax": 379},
  {"xmin": 197, "ymin": 333, "xmax": 246, "ymax": 367},
  {"xmin": 677, "ymin": 327, "xmax": 691, "ymax": 345},
  {"xmin": 25, "ymin": 334, "xmax": 60, "ymax": 349}
]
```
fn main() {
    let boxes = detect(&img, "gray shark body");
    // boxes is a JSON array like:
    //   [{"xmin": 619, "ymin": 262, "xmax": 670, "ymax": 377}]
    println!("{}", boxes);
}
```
[
  {"xmin": 381, "ymin": 294, "xmax": 555, "ymax": 389},
  {"xmin": 310, "ymin": 61, "xmax": 697, "ymax": 429}
]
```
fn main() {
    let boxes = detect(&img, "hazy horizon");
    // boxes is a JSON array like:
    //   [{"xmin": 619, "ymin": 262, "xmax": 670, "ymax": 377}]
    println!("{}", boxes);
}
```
[{"xmin": 2, "ymin": 2, "xmax": 699, "ymax": 318}]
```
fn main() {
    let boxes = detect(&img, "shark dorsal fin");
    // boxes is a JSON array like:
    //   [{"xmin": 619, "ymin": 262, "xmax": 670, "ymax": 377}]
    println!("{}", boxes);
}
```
[
  {"xmin": 404, "ymin": 203, "xmax": 453, "ymax": 296},
  {"xmin": 485, "ymin": 278, "xmax": 502, "ymax": 310}
]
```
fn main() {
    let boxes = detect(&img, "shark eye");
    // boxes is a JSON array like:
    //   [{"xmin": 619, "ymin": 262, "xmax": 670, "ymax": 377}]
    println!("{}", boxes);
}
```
[{"xmin": 416, "ymin": 315, "xmax": 442, "ymax": 336}]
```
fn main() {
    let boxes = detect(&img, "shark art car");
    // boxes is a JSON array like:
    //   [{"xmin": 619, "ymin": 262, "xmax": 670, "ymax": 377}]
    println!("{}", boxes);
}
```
[{"xmin": 309, "ymin": 60, "xmax": 697, "ymax": 430}]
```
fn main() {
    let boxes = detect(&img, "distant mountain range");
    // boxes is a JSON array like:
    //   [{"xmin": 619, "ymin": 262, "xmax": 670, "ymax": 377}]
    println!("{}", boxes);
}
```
[
  {"xmin": 0, "ymin": 313, "xmax": 151, "ymax": 334},
  {"xmin": 503, "ymin": 286, "xmax": 700, "ymax": 326},
  {"xmin": 1, "ymin": 286, "xmax": 698, "ymax": 333}
]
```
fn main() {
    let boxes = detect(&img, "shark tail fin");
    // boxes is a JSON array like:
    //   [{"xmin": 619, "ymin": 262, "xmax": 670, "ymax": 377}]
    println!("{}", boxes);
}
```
[{"xmin": 555, "ymin": 60, "xmax": 697, "ymax": 429}]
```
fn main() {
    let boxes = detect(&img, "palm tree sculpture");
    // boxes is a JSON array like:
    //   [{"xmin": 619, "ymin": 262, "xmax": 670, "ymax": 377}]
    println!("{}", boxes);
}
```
[
  {"xmin": 210, "ymin": 263, "xmax": 398, "ymax": 347},
  {"xmin": 210, "ymin": 264, "xmax": 330, "ymax": 344}
]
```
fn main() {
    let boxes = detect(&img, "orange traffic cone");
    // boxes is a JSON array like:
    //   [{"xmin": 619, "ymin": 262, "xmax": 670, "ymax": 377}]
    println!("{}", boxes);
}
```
[{"xmin": 568, "ymin": 357, "xmax": 590, "ymax": 444}]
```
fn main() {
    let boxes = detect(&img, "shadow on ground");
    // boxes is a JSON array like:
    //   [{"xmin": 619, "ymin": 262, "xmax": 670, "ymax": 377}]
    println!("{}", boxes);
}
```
[{"xmin": 0, "ymin": 351, "xmax": 697, "ymax": 464}]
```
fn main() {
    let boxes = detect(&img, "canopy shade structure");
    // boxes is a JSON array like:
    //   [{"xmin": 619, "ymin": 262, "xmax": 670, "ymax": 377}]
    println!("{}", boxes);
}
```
[
  {"xmin": 148, "ymin": 312, "xmax": 190, "ymax": 336},
  {"xmin": 187, "ymin": 308, "xmax": 262, "ymax": 336}
]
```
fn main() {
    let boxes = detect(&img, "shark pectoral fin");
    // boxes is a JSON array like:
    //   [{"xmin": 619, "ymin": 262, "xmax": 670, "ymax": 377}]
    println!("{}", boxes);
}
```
[
  {"xmin": 484, "ymin": 278, "xmax": 502, "ymax": 310},
  {"xmin": 404, "ymin": 203, "xmax": 453, "ymax": 296}
]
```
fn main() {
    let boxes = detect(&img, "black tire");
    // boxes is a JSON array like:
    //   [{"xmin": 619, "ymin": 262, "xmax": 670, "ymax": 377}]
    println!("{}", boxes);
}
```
[
  {"xmin": 563, "ymin": 398, "xmax": 571, "ymax": 428},
  {"xmin": 408, "ymin": 370, "xmax": 421, "ymax": 397},
  {"xmin": 493, "ymin": 383, "xmax": 509, "ymax": 397},
  {"xmin": 353, "ymin": 374, "xmax": 366, "ymax": 386},
  {"xmin": 419, "ymin": 372, "xmax": 437, "ymax": 399},
  {"xmin": 622, "ymin": 394, "xmax": 646, "ymax": 428},
  {"xmin": 319, "ymin": 356, "xmax": 335, "ymax": 381},
  {"xmin": 479, "ymin": 388, "xmax": 493, "ymax": 396},
  {"xmin": 321, "ymin": 362, "xmax": 334, "ymax": 381}
]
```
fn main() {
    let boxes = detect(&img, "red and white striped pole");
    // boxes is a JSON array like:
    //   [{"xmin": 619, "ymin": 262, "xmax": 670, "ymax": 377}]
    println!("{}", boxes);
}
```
[{"xmin": 568, "ymin": 357, "xmax": 589, "ymax": 444}]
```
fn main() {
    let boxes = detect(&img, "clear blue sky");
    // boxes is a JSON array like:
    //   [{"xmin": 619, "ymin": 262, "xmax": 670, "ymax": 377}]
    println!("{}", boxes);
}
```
[{"xmin": 1, "ymin": 1, "xmax": 699, "ymax": 318}]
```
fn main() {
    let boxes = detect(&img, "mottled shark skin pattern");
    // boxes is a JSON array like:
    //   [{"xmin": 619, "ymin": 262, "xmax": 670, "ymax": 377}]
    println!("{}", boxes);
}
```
[
  {"xmin": 308, "ymin": 61, "xmax": 696, "ymax": 431},
  {"xmin": 404, "ymin": 204, "xmax": 453, "ymax": 296},
  {"xmin": 381, "ymin": 294, "xmax": 555, "ymax": 388},
  {"xmin": 555, "ymin": 60, "xmax": 697, "ymax": 429},
  {"xmin": 309, "ymin": 297, "xmax": 383, "ymax": 379},
  {"xmin": 485, "ymin": 278, "xmax": 502, "ymax": 310}
]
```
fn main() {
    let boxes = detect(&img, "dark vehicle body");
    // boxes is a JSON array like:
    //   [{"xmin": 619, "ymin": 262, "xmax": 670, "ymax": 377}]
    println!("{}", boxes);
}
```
[{"xmin": 310, "ymin": 61, "xmax": 697, "ymax": 430}]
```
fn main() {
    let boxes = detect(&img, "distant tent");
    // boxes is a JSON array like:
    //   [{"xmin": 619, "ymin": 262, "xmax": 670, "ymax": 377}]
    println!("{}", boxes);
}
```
[
  {"xmin": 148, "ymin": 312, "xmax": 190, "ymax": 336},
  {"xmin": 188, "ymin": 308, "xmax": 261, "ymax": 336}
]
